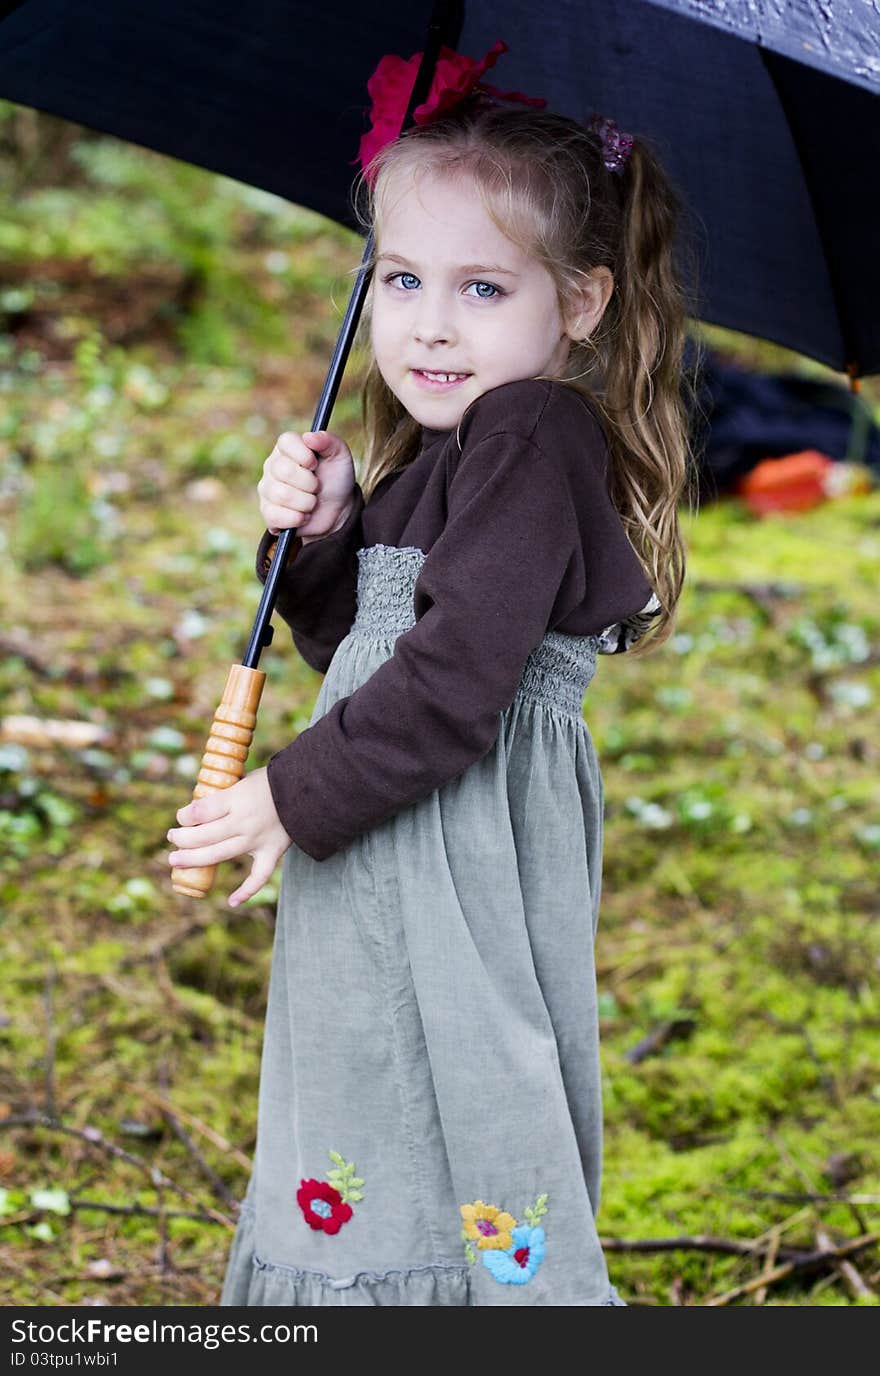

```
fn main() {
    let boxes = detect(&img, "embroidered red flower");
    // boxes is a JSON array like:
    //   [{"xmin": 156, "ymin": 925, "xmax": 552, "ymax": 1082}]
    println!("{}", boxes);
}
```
[
  {"xmin": 354, "ymin": 39, "xmax": 547, "ymax": 183},
  {"xmin": 296, "ymin": 1177, "xmax": 353, "ymax": 1234}
]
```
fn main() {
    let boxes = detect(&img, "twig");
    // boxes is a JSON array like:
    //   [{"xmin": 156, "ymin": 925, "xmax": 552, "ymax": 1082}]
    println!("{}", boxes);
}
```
[
  {"xmin": 131, "ymin": 1083, "xmax": 252, "ymax": 1171},
  {"xmin": 119, "ymin": 921, "xmax": 212, "ymax": 970},
  {"xmin": 703, "ymin": 1231, "xmax": 880, "ymax": 1306},
  {"xmin": 774, "ymin": 1130, "xmax": 872, "ymax": 1234},
  {"xmin": 749, "ymin": 1207, "xmax": 815, "ymax": 1303},
  {"xmin": 43, "ymin": 967, "xmax": 58, "ymax": 1124},
  {"xmin": 118, "ymin": 944, "xmax": 262, "ymax": 1032},
  {"xmin": 721, "ymin": 1188, "xmax": 880, "ymax": 1206},
  {"xmin": 600, "ymin": 1235, "xmax": 805, "ymax": 1261},
  {"xmin": 815, "ymin": 1224, "xmax": 875, "ymax": 1302},
  {"xmin": 669, "ymin": 1275, "xmax": 686, "ymax": 1306},
  {"xmin": 154, "ymin": 1067, "xmax": 172, "ymax": 1287},
  {"xmin": 0, "ymin": 632, "xmax": 126, "ymax": 686},
  {"xmin": 810, "ymin": 1269, "xmax": 849, "ymax": 1300},
  {"xmin": 771, "ymin": 1128, "xmax": 874, "ymax": 1294},
  {"xmin": 0, "ymin": 1113, "xmax": 234, "ymax": 1227},
  {"xmin": 749, "ymin": 1207, "xmax": 814, "ymax": 1245},
  {"xmin": 153, "ymin": 1166, "xmax": 170, "ymax": 1279},
  {"xmin": 623, "ymin": 1017, "xmax": 697, "ymax": 1064},
  {"xmin": 753, "ymin": 1226, "xmax": 782, "ymax": 1306},
  {"xmin": 763, "ymin": 1015, "xmax": 843, "ymax": 1107},
  {"xmin": 69, "ymin": 1196, "xmax": 230, "ymax": 1226},
  {"xmin": 155, "ymin": 1066, "xmax": 239, "ymax": 1211}
]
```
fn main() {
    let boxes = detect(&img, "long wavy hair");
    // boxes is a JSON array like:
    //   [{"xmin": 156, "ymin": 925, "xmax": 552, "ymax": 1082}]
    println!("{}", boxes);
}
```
[{"xmin": 346, "ymin": 95, "xmax": 704, "ymax": 655}]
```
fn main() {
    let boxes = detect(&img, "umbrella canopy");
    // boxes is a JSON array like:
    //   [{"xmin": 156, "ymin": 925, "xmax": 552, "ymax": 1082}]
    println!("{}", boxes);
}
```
[{"xmin": 1, "ymin": 0, "xmax": 878, "ymax": 375}]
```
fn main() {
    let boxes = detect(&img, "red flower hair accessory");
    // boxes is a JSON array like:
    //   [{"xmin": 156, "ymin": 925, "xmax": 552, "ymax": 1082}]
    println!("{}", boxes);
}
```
[{"xmin": 354, "ymin": 39, "xmax": 547, "ymax": 185}]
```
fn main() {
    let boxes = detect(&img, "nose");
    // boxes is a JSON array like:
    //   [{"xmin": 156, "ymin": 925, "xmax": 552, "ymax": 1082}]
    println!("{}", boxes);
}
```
[{"xmin": 412, "ymin": 288, "xmax": 456, "ymax": 347}]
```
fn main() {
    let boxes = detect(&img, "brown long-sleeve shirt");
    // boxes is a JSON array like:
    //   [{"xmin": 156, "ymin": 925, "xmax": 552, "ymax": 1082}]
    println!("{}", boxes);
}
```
[{"xmin": 256, "ymin": 377, "xmax": 660, "ymax": 861}]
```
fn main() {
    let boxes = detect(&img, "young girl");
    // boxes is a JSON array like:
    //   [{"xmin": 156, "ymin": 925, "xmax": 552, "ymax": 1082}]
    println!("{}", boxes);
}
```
[{"xmin": 166, "ymin": 46, "xmax": 697, "ymax": 1306}]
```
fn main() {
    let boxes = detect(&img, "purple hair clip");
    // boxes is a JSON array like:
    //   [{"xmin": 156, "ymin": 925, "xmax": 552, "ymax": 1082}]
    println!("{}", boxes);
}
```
[{"xmin": 588, "ymin": 113, "xmax": 634, "ymax": 174}]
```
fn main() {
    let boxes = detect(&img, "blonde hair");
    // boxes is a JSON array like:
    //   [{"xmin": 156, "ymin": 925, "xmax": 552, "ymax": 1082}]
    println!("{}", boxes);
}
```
[{"xmin": 346, "ymin": 95, "xmax": 703, "ymax": 655}]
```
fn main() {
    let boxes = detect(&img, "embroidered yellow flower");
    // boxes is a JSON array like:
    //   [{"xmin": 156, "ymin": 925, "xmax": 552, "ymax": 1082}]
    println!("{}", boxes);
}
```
[{"xmin": 460, "ymin": 1200, "xmax": 517, "ymax": 1251}]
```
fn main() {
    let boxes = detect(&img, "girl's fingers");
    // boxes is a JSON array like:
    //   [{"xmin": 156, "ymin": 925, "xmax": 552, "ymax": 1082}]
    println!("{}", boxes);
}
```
[
  {"xmin": 228, "ymin": 860, "xmax": 272, "ymax": 908},
  {"xmin": 278, "ymin": 431, "xmax": 332, "ymax": 465},
  {"xmin": 269, "ymin": 465, "xmax": 319, "ymax": 498},
  {"xmin": 276, "ymin": 432, "xmax": 315, "ymax": 461},
  {"xmin": 264, "ymin": 499, "xmax": 315, "ymax": 529},
  {"xmin": 167, "ymin": 817, "xmax": 236, "ymax": 849},
  {"xmin": 261, "ymin": 477, "xmax": 316, "ymax": 511},
  {"xmin": 228, "ymin": 842, "xmax": 286, "ymax": 908},
  {"xmin": 176, "ymin": 794, "xmax": 231, "ymax": 826},
  {"xmin": 270, "ymin": 447, "xmax": 319, "ymax": 485},
  {"xmin": 259, "ymin": 466, "xmax": 317, "ymax": 509},
  {"xmin": 168, "ymin": 836, "xmax": 247, "ymax": 869},
  {"xmin": 260, "ymin": 485, "xmax": 318, "ymax": 524},
  {"xmin": 301, "ymin": 431, "xmax": 341, "ymax": 462},
  {"xmin": 261, "ymin": 510, "xmax": 306, "ymax": 534}
]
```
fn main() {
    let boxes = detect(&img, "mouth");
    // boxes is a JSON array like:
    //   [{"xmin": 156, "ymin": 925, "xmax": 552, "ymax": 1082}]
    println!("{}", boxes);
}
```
[{"xmin": 411, "ymin": 369, "xmax": 471, "ymax": 392}]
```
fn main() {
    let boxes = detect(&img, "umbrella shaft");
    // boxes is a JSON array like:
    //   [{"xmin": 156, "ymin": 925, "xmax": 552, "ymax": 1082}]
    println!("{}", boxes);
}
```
[{"xmin": 242, "ymin": 0, "xmax": 464, "ymax": 671}]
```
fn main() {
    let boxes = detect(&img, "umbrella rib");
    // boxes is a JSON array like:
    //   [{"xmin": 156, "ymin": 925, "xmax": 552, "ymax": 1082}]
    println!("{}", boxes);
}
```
[{"xmin": 758, "ymin": 48, "xmax": 857, "ymax": 377}]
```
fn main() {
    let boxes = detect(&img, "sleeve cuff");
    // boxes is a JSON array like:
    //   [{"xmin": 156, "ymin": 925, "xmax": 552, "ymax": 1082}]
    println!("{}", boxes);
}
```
[
  {"xmin": 256, "ymin": 488, "xmax": 365, "ymax": 580},
  {"xmin": 256, "ymin": 528, "xmax": 300, "ymax": 583},
  {"xmin": 266, "ymin": 744, "xmax": 337, "ymax": 862}
]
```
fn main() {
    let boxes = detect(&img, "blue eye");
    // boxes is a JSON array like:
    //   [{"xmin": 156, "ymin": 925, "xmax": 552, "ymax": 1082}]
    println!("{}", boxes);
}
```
[
  {"xmin": 467, "ymin": 281, "xmax": 502, "ymax": 299},
  {"xmin": 383, "ymin": 271, "xmax": 419, "ymax": 290},
  {"xmin": 381, "ymin": 271, "xmax": 504, "ymax": 299}
]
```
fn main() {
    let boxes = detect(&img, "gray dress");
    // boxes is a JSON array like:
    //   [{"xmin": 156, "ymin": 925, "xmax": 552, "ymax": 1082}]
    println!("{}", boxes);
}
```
[{"xmin": 219, "ymin": 538, "xmax": 653, "ymax": 1307}]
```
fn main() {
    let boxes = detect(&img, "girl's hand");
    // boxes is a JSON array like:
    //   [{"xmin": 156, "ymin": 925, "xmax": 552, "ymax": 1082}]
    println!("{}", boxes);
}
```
[
  {"xmin": 166, "ymin": 767, "xmax": 291, "ymax": 907},
  {"xmin": 257, "ymin": 430, "xmax": 355, "ymax": 542}
]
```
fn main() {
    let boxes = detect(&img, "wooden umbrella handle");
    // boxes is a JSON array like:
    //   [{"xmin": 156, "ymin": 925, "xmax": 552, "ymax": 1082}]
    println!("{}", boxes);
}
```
[{"xmin": 171, "ymin": 663, "xmax": 266, "ymax": 899}]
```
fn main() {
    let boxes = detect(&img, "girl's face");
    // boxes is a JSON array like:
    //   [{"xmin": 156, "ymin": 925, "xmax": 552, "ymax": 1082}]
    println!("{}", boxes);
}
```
[{"xmin": 370, "ymin": 170, "xmax": 580, "ymax": 431}]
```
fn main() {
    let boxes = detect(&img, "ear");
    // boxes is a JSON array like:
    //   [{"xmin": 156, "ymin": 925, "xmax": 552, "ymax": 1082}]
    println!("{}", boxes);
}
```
[{"xmin": 564, "ymin": 267, "xmax": 614, "ymax": 341}]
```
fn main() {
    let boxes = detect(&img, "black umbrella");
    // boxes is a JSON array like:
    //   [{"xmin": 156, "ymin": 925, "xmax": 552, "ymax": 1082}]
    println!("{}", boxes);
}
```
[{"xmin": 1, "ymin": 0, "xmax": 878, "ymax": 376}]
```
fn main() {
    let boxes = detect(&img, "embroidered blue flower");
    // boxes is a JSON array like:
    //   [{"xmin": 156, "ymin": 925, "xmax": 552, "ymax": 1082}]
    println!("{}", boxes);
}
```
[{"xmin": 481, "ymin": 1224, "xmax": 546, "ymax": 1284}]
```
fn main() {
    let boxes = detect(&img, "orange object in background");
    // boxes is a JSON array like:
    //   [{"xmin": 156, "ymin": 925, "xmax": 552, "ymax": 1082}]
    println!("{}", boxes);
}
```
[{"xmin": 736, "ymin": 450, "xmax": 874, "ymax": 515}]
